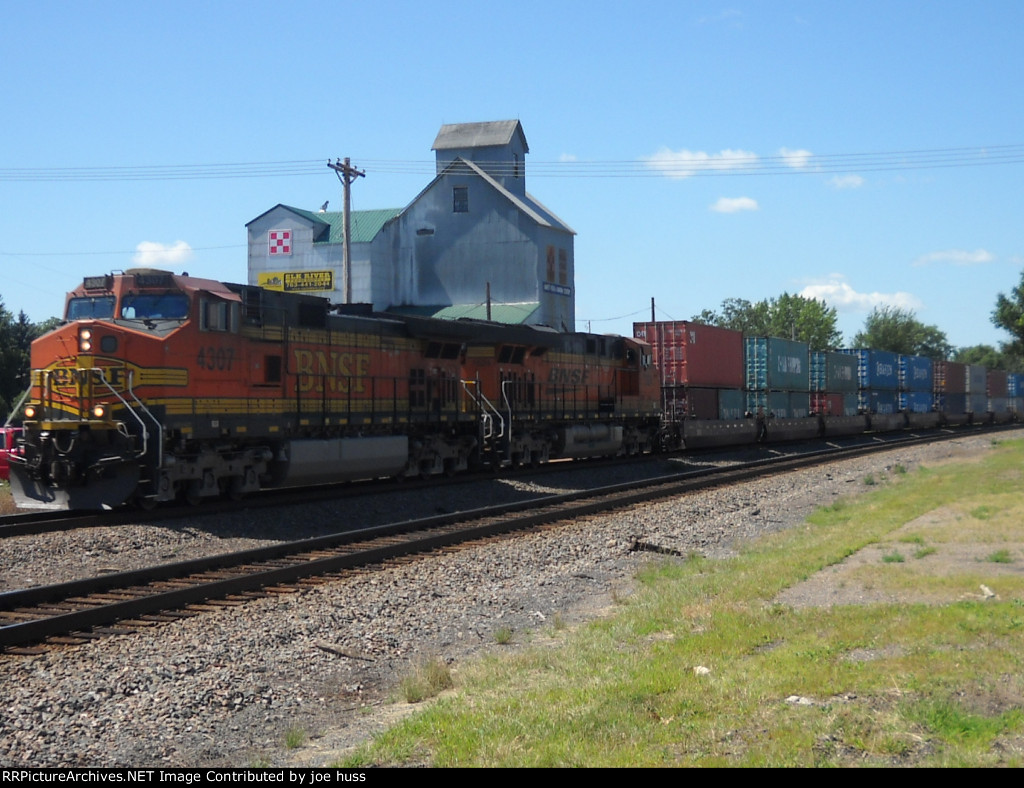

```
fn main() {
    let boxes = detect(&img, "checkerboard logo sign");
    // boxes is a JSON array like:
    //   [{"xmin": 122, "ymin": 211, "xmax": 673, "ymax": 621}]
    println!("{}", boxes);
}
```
[{"xmin": 268, "ymin": 229, "xmax": 292, "ymax": 256}]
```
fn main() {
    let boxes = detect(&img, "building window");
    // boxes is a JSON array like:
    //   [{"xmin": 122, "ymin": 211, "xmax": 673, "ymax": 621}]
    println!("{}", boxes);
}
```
[
  {"xmin": 546, "ymin": 246, "xmax": 556, "ymax": 282},
  {"xmin": 558, "ymin": 249, "xmax": 568, "ymax": 286},
  {"xmin": 453, "ymin": 186, "xmax": 469, "ymax": 213}
]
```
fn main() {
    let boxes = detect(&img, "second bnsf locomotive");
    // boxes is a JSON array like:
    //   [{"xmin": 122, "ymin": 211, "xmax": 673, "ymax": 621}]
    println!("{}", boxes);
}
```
[{"xmin": 10, "ymin": 270, "xmax": 662, "ymax": 510}]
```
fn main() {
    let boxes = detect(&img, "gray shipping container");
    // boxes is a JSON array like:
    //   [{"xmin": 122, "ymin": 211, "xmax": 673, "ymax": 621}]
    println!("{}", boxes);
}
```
[{"xmin": 966, "ymin": 365, "xmax": 987, "ymax": 394}]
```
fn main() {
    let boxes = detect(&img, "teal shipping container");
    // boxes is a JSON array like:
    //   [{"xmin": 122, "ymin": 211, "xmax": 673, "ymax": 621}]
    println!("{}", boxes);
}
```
[
  {"xmin": 745, "ymin": 337, "xmax": 810, "ymax": 391},
  {"xmin": 811, "ymin": 352, "xmax": 858, "ymax": 393},
  {"xmin": 718, "ymin": 389, "xmax": 745, "ymax": 420},
  {"xmin": 745, "ymin": 390, "xmax": 808, "ymax": 418}
]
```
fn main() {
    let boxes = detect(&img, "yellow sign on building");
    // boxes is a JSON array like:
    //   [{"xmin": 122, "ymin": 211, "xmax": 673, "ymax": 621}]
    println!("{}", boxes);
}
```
[{"xmin": 258, "ymin": 270, "xmax": 335, "ymax": 293}]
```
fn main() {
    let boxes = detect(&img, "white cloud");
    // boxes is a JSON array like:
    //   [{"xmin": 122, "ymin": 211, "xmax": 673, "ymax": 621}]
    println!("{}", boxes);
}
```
[
  {"xmin": 642, "ymin": 147, "xmax": 758, "ymax": 179},
  {"xmin": 829, "ymin": 174, "xmax": 864, "ymax": 189},
  {"xmin": 133, "ymin": 240, "xmax": 194, "ymax": 266},
  {"xmin": 558, "ymin": 153, "xmax": 577, "ymax": 162},
  {"xmin": 779, "ymin": 148, "xmax": 813, "ymax": 169},
  {"xmin": 799, "ymin": 274, "xmax": 922, "ymax": 312},
  {"xmin": 913, "ymin": 248, "xmax": 994, "ymax": 267},
  {"xmin": 710, "ymin": 196, "xmax": 759, "ymax": 213}
]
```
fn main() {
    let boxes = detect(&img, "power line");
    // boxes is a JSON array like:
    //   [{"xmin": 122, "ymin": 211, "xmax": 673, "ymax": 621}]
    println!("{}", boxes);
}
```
[{"xmin": 2, "ymin": 144, "xmax": 1022, "ymax": 182}]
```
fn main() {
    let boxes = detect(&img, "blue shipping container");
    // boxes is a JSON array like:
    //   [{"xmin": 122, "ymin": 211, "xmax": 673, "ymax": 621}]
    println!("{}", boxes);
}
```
[
  {"xmin": 841, "ymin": 349, "xmax": 899, "ymax": 390},
  {"xmin": 936, "ymin": 393, "xmax": 967, "ymax": 414},
  {"xmin": 859, "ymin": 389, "xmax": 899, "ymax": 414},
  {"xmin": 899, "ymin": 355, "xmax": 933, "ymax": 392},
  {"xmin": 899, "ymin": 391, "xmax": 934, "ymax": 413}
]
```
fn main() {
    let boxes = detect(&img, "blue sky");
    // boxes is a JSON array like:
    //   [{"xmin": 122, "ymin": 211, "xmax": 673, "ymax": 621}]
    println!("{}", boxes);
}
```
[{"xmin": 2, "ymin": 1, "xmax": 1022, "ymax": 350}]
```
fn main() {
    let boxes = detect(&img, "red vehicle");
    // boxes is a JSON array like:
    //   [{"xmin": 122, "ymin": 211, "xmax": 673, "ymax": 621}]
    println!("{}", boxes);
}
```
[
  {"xmin": 0, "ymin": 426, "xmax": 22, "ymax": 482},
  {"xmin": 10, "ymin": 270, "xmax": 662, "ymax": 510}
]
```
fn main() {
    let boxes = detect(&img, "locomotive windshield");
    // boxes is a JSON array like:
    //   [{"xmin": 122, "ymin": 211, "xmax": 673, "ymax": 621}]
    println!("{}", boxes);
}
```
[
  {"xmin": 67, "ymin": 296, "xmax": 115, "ymax": 320},
  {"xmin": 120, "ymin": 293, "xmax": 190, "ymax": 320}
]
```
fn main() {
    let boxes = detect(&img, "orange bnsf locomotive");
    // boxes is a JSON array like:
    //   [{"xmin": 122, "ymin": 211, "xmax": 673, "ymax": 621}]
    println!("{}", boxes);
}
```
[{"xmin": 9, "ymin": 270, "xmax": 662, "ymax": 510}]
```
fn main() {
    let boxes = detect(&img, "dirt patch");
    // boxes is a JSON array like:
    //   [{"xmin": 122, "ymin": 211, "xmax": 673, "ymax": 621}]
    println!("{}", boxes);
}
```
[{"xmin": 777, "ymin": 504, "xmax": 1024, "ymax": 609}]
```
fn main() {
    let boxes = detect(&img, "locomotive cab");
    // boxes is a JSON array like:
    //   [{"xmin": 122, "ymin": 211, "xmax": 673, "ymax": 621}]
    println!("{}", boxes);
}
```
[{"xmin": 10, "ymin": 270, "xmax": 233, "ymax": 509}]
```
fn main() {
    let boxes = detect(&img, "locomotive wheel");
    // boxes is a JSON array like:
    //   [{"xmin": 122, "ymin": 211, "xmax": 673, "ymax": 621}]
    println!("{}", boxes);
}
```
[
  {"xmin": 135, "ymin": 493, "xmax": 158, "ymax": 511},
  {"xmin": 184, "ymin": 480, "xmax": 203, "ymax": 506}
]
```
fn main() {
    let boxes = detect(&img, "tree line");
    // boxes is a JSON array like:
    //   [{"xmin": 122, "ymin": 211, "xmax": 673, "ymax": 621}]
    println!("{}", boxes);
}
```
[
  {"xmin": 0, "ymin": 299, "xmax": 59, "ymax": 422},
  {"xmin": 692, "ymin": 271, "xmax": 1024, "ymax": 371}
]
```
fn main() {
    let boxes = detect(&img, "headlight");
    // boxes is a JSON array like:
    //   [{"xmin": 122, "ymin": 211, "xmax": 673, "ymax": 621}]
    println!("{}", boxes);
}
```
[
  {"xmin": 24, "ymin": 404, "xmax": 37, "ymax": 419},
  {"xmin": 79, "ymin": 328, "xmax": 93, "ymax": 352},
  {"xmin": 92, "ymin": 404, "xmax": 106, "ymax": 419}
]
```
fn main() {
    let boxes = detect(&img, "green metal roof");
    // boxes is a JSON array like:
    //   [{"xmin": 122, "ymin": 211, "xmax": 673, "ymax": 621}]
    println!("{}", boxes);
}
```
[
  {"xmin": 388, "ymin": 302, "xmax": 540, "ymax": 325},
  {"xmin": 282, "ymin": 206, "xmax": 402, "ymax": 244}
]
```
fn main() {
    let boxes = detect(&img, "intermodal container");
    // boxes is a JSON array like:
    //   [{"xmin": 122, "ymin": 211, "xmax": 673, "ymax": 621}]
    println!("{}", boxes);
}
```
[
  {"xmin": 987, "ymin": 370, "xmax": 1009, "ymax": 398},
  {"xmin": 684, "ymin": 387, "xmax": 719, "ymax": 420},
  {"xmin": 899, "ymin": 391, "xmax": 934, "ymax": 413},
  {"xmin": 812, "ymin": 392, "xmax": 843, "ymax": 415},
  {"xmin": 990, "ymin": 397, "xmax": 1010, "ymax": 416},
  {"xmin": 813, "ymin": 391, "xmax": 858, "ymax": 416},
  {"xmin": 841, "ymin": 349, "xmax": 899, "ymax": 390},
  {"xmin": 811, "ymin": 352, "xmax": 858, "ymax": 393},
  {"xmin": 746, "ymin": 390, "xmax": 801, "ymax": 418},
  {"xmin": 966, "ymin": 365, "xmax": 987, "ymax": 395},
  {"xmin": 936, "ymin": 393, "xmax": 966, "ymax": 414},
  {"xmin": 1008, "ymin": 373, "xmax": 1024, "ymax": 397},
  {"xmin": 934, "ymin": 361, "xmax": 967, "ymax": 394},
  {"xmin": 859, "ymin": 389, "xmax": 899, "ymax": 414},
  {"xmin": 745, "ymin": 337, "xmax": 810, "ymax": 391},
  {"xmin": 633, "ymin": 321, "xmax": 744, "ymax": 389},
  {"xmin": 967, "ymin": 392, "xmax": 988, "ymax": 414},
  {"xmin": 899, "ymin": 355, "xmax": 933, "ymax": 393},
  {"xmin": 718, "ymin": 389, "xmax": 745, "ymax": 420}
]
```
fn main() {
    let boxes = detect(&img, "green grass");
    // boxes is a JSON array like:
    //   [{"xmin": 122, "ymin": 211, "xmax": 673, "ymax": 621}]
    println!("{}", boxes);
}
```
[
  {"xmin": 882, "ymin": 550, "xmax": 905, "ymax": 563},
  {"xmin": 284, "ymin": 727, "xmax": 307, "ymax": 749},
  {"xmin": 985, "ymin": 549, "xmax": 1013, "ymax": 564},
  {"xmin": 337, "ymin": 438, "xmax": 1024, "ymax": 768},
  {"xmin": 399, "ymin": 657, "xmax": 453, "ymax": 704}
]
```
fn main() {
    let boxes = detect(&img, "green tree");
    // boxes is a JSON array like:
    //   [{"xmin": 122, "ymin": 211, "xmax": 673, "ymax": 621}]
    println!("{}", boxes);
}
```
[
  {"xmin": 853, "ymin": 305, "xmax": 952, "ymax": 359},
  {"xmin": 693, "ymin": 293, "xmax": 841, "ymax": 350},
  {"xmin": 992, "ymin": 270, "xmax": 1024, "ymax": 356},
  {"xmin": 953, "ymin": 344, "xmax": 1017, "ymax": 370}
]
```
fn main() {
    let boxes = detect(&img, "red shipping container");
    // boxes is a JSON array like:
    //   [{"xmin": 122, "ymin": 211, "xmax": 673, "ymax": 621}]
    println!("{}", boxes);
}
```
[
  {"xmin": 934, "ymin": 361, "xmax": 967, "ymax": 394},
  {"xmin": 684, "ymin": 387, "xmax": 719, "ymax": 420},
  {"xmin": 633, "ymin": 321, "xmax": 744, "ymax": 389},
  {"xmin": 811, "ymin": 392, "xmax": 845, "ymax": 416},
  {"xmin": 988, "ymin": 369, "xmax": 1008, "ymax": 398}
]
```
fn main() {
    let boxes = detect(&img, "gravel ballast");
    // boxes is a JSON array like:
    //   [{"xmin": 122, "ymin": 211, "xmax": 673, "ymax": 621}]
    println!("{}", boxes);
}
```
[{"xmin": 0, "ymin": 434, "xmax": 1008, "ymax": 766}]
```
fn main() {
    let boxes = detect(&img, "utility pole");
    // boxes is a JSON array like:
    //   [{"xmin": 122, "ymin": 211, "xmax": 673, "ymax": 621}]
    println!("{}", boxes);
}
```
[{"xmin": 327, "ymin": 158, "xmax": 365, "ymax": 303}]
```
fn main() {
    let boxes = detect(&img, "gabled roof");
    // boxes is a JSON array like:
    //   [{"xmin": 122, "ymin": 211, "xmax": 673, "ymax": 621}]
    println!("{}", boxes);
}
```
[
  {"xmin": 246, "ymin": 204, "xmax": 401, "ymax": 244},
  {"xmin": 405, "ymin": 158, "xmax": 575, "ymax": 235},
  {"xmin": 432, "ymin": 120, "xmax": 528, "ymax": 153}
]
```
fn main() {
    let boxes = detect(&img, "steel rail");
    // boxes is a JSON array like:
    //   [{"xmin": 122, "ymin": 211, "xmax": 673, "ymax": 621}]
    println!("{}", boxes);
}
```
[{"xmin": 0, "ymin": 426, "xmax": 1012, "ymax": 650}]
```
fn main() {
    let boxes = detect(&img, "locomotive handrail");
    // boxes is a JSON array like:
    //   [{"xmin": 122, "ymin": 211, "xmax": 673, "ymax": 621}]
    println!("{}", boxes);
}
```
[
  {"xmin": 93, "ymin": 367, "xmax": 153, "ymax": 462},
  {"xmin": 122, "ymin": 369, "xmax": 164, "ymax": 471},
  {"xmin": 461, "ymin": 379, "xmax": 504, "ymax": 440}
]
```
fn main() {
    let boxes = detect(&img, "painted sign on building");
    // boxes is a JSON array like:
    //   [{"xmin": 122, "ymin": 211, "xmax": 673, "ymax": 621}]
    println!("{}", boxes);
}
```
[{"xmin": 268, "ymin": 229, "xmax": 292, "ymax": 256}]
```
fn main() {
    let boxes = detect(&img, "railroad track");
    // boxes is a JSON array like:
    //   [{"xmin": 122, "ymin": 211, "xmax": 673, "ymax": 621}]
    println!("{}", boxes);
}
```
[{"xmin": 1, "ymin": 425, "xmax": 1016, "ymax": 652}]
